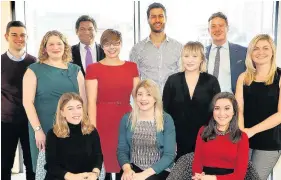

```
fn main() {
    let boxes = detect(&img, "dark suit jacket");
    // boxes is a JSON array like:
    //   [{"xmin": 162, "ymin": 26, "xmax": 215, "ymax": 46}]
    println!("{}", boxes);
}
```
[
  {"xmin": 206, "ymin": 42, "xmax": 247, "ymax": 93},
  {"xmin": 71, "ymin": 43, "xmax": 105, "ymax": 76}
]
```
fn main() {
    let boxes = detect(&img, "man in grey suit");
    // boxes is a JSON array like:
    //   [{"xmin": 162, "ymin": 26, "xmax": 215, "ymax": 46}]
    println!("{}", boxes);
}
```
[{"xmin": 206, "ymin": 12, "xmax": 247, "ymax": 93}]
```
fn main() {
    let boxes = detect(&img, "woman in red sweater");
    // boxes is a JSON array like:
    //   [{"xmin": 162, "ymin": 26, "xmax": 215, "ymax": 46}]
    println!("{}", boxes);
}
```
[{"xmin": 192, "ymin": 92, "xmax": 249, "ymax": 180}]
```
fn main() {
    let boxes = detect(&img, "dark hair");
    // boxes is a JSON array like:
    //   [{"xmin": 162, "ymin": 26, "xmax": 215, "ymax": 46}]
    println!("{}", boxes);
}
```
[
  {"xmin": 100, "ymin": 29, "xmax": 122, "ymax": 47},
  {"xmin": 146, "ymin": 2, "xmax": 167, "ymax": 19},
  {"xmin": 6, "ymin": 21, "xmax": 26, "ymax": 33},
  {"xmin": 75, "ymin": 15, "xmax": 97, "ymax": 31},
  {"xmin": 201, "ymin": 92, "xmax": 242, "ymax": 143},
  {"xmin": 208, "ymin": 12, "xmax": 228, "ymax": 26}
]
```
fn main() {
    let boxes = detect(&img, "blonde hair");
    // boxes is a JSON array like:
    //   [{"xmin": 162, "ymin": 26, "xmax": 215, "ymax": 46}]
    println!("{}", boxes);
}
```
[
  {"xmin": 38, "ymin": 30, "xmax": 72, "ymax": 63},
  {"xmin": 180, "ymin": 41, "xmax": 207, "ymax": 72},
  {"xmin": 244, "ymin": 34, "xmax": 277, "ymax": 85},
  {"xmin": 130, "ymin": 79, "xmax": 164, "ymax": 132},
  {"xmin": 53, "ymin": 92, "xmax": 95, "ymax": 138}
]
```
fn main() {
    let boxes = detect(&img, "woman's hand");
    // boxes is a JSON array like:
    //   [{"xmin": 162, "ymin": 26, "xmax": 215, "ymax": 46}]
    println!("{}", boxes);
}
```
[
  {"xmin": 132, "ymin": 172, "xmax": 148, "ymax": 180},
  {"xmin": 200, "ymin": 175, "xmax": 217, "ymax": 180},
  {"xmin": 192, "ymin": 172, "xmax": 204, "ymax": 180},
  {"xmin": 65, "ymin": 172, "xmax": 89, "ymax": 180},
  {"xmin": 35, "ymin": 130, "xmax": 46, "ymax": 151},
  {"xmin": 87, "ymin": 172, "xmax": 98, "ymax": 180},
  {"xmin": 121, "ymin": 168, "xmax": 135, "ymax": 180},
  {"xmin": 243, "ymin": 128, "xmax": 256, "ymax": 138}
]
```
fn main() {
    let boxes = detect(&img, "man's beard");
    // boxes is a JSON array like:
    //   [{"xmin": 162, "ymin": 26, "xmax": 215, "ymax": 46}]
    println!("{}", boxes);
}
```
[{"xmin": 149, "ymin": 23, "xmax": 165, "ymax": 33}]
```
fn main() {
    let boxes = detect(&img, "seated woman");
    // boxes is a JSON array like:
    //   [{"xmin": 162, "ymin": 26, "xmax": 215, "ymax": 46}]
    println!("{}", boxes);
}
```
[
  {"xmin": 192, "ymin": 92, "xmax": 249, "ymax": 180},
  {"xmin": 45, "ymin": 92, "xmax": 103, "ymax": 180},
  {"xmin": 117, "ymin": 79, "xmax": 176, "ymax": 180}
]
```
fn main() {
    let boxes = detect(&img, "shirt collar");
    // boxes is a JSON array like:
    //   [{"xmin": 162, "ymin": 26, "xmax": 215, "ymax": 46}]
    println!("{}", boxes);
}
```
[
  {"xmin": 80, "ymin": 42, "xmax": 95, "ymax": 50},
  {"xmin": 7, "ymin": 50, "xmax": 26, "ymax": 61},
  {"xmin": 145, "ymin": 35, "xmax": 170, "ymax": 43},
  {"xmin": 211, "ymin": 41, "xmax": 229, "ymax": 50}
]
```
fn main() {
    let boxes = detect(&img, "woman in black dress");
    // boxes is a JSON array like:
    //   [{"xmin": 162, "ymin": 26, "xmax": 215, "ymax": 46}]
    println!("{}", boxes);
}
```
[
  {"xmin": 45, "ymin": 92, "xmax": 103, "ymax": 180},
  {"xmin": 235, "ymin": 34, "xmax": 281, "ymax": 180},
  {"xmin": 163, "ymin": 41, "xmax": 220, "ymax": 160}
]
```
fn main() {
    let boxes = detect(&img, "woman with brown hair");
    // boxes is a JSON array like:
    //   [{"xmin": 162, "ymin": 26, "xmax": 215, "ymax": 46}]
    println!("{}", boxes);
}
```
[
  {"xmin": 86, "ymin": 29, "xmax": 140, "ymax": 179},
  {"xmin": 45, "ymin": 92, "xmax": 102, "ymax": 180},
  {"xmin": 23, "ymin": 30, "xmax": 85, "ymax": 173}
]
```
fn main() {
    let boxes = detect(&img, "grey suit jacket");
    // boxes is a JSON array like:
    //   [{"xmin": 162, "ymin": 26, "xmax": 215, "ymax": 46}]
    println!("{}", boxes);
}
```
[{"xmin": 206, "ymin": 42, "xmax": 247, "ymax": 93}]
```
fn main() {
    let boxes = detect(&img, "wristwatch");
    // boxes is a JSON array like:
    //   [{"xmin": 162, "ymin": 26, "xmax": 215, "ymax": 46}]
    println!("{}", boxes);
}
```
[{"xmin": 34, "ymin": 126, "xmax": 42, "ymax": 132}]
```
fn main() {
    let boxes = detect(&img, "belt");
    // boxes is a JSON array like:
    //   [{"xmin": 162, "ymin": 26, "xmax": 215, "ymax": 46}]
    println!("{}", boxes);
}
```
[
  {"xmin": 97, "ymin": 101, "xmax": 129, "ymax": 105},
  {"xmin": 203, "ymin": 166, "xmax": 234, "ymax": 175}
]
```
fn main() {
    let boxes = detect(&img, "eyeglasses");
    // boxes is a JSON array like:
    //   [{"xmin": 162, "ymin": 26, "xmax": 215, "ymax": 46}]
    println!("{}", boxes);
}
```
[{"xmin": 103, "ymin": 41, "xmax": 121, "ymax": 47}]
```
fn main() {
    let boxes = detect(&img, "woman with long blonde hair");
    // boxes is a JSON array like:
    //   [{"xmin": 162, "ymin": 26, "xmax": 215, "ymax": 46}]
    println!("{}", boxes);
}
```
[
  {"xmin": 117, "ymin": 79, "xmax": 176, "ymax": 180},
  {"xmin": 163, "ymin": 41, "xmax": 220, "ymax": 160},
  {"xmin": 45, "ymin": 92, "xmax": 103, "ymax": 180},
  {"xmin": 235, "ymin": 34, "xmax": 281, "ymax": 180},
  {"xmin": 23, "ymin": 30, "xmax": 86, "ymax": 173}
]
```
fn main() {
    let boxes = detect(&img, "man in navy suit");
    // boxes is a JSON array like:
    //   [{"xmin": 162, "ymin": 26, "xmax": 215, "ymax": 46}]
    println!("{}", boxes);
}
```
[
  {"xmin": 206, "ymin": 12, "xmax": 247, "ymax": 93},
  {"xmin": 72, "ymin": 15, "xmax": 105, "ymax": 76}
]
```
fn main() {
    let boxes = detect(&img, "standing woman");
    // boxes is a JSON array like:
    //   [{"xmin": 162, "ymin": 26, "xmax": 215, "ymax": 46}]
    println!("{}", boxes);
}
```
[
  {"xmin": 163, "ymin": 41, "xmax": 220, "ymax": 160},
  {"xmin": 86, "ymin": 29, "xmax": 140, "ymax": 179},
  {"xmin": 236, "ymin": 34, "xmax": 281, "ymax": 180},
  {"xmin": 117, "ymin": 79, "xmax": 176, "ymax": 180},
  {"xmin": 23, "ymin": 30, "xmax": 85, "ymax": 173}
]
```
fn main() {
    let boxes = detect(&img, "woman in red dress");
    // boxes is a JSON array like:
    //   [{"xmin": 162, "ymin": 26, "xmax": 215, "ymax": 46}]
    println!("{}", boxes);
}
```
[{"xmin": 85, "ymin": 29, "xmax": 140, "ymax": 180}]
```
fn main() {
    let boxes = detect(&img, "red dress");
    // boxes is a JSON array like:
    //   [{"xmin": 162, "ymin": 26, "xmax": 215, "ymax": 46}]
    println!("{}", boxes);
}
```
[{"xmin": 86, "ymin": 61, "xmax": 138, "ymax": 172}]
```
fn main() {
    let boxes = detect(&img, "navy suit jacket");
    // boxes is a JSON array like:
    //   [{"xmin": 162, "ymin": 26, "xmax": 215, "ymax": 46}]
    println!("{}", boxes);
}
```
[
  {"xmin": 206, "ymin": 42, "xmax": 247, "ymax": 93},
  {"xmin": 71, "ymin": 43, "xmax": 105, "ymax": 76}
]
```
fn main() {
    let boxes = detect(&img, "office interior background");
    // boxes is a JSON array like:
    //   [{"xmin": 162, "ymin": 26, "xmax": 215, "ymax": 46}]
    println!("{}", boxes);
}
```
[{"xmin": 1, "ymin": 1, "xmax": 281, "ymax": 179}]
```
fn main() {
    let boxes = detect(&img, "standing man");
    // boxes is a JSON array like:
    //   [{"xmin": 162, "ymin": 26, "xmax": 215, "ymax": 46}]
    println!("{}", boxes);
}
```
[
  {"xmin": 1, "ymin": 21, "xmax": 35, "ymax": 180},
  {"xmin": 206, "ymin": 12, "xmax": 247, "ymax": 93},
  {"xmin": 130, "ymin": 2, "xmax": 182, "ymax": 93},
  {"xmin": 72, "ymin": 15, "xmax": 105, "ymax": 76}
]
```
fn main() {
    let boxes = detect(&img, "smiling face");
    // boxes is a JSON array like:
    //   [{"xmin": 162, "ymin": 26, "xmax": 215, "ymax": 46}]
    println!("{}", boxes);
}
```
[
  {"xmin": 102, "ymin": 41, "xmax": 121, "ymax": 59},
  {"xmin": 251, "ymin": 39, "xmax": 273, "ymax": 67},
  {"xmin": 182, "ymin": 50, "xmax": 202, "ymax": 73},
  {"xmin": 5, "ymin": 27, "xmax": 27, "ymax": 51},
  {"xmin": 148, "ymin": 8, "xmax": 166, "ymax": 33},
  {"xmin": 213, "ymin": 98, "xmax": 234, "ymax": 130},
  {"xmin": 45, "ymin": 35, "xmax": 65, "ymax": 60},
  {"xmin": 61, "ymin": 99, "xmax": 83, "ymax": 125},
  {"xmin": 208, "ymin": 17, "xmax": 228, "ymax": 45},
  {"xmin": 136, "ymin": 87, "xmax": 156, "ymax": 112},
  {"xmin": 76, "ymin": 21, "xmax": 96, "ymax": 45}
]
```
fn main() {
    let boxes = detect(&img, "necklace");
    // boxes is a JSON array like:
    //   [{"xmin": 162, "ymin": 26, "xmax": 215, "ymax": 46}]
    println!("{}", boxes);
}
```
[{"xmin": 215, "ymin": 126, "xmax": 229, "ymax": 136}]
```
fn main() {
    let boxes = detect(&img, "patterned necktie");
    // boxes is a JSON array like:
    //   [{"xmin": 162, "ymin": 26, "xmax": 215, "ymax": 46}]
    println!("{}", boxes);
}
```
[
  {"xmin": 85, "ymin": 45, "xmax": 93, "ymax": 70},
  {"xmin": 213, "ymin": 46, "xmax": 222, "ymax": 78}
]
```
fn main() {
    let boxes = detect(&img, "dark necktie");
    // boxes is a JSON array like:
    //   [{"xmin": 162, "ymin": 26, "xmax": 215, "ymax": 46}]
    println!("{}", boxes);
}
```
[{"xmin": 213, "ymin": 46, "xmax": 222, "ymax": 78}]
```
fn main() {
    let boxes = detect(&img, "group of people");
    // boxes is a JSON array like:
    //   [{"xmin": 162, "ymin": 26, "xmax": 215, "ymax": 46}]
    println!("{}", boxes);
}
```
[{"xmin": 1, "ymin": 2, "xmax": 281, "ymax": 180}]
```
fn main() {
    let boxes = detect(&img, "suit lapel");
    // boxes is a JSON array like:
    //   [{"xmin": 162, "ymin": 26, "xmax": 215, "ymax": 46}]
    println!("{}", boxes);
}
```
[
  {"xmin": 205, "ymin": 45, "xmax": 211, "ymax": 73},
  {"xmin": 229, "ymin": 42, "xmax": 238, "ymax": 92},
  {"xmin": 74, "ymin": 43, "xmax": 85, "ymax": 75}
]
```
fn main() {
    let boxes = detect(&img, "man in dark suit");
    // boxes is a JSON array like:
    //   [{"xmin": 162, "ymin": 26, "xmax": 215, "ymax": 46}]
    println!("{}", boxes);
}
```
[
  {"xmin": 206, "ymin": 12, "xmax": 247, "ymax": 93},
  {"xmin": 72, "ymin": 15, "xmax": 105, "ymax": 76}
]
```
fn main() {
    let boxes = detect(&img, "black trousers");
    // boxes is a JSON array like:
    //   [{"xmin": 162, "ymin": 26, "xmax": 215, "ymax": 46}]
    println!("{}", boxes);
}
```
[
  {"xmin": 1, "ymin": 121, "xmax": 35, "ymax": 180},
  {"xmin": 116, "ymin": 164, "xmax": 169, "ymax": 180}
]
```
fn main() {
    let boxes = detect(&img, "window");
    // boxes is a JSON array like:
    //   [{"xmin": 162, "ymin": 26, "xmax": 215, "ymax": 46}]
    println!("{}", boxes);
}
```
[
  {"xmin": 140, "ymin": 1, "xmax": 275, "ymax": 47},
  {"xmin": 24, "ymin": 1, "xmax": 134, "ymax": 60}
]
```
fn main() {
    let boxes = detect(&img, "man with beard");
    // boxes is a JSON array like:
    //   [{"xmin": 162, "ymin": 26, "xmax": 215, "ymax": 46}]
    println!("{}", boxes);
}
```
[
  {"xmin": 1, "ymin": 21, "xmax": 35, "ymax": 180},
  {"xmin": 130, "ymin": 2, "xmax": 182, "ymax": 93},
  {"xmin": 206, "ymin": 12, "xmax": 247, "ymax": 93},
  {"xmin": 72, "ymin": 15, "xmax": 105, "ymax": 76}
]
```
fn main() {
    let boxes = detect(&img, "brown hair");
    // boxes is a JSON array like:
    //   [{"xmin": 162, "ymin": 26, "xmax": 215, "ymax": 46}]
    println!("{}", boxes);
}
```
[
  {"xmin": 100, "ymin": 29, "xmax": 122, "ymax": 47},
  {"xmin": 53, "ymin": 92, "xmax": 95, "ymax": 138},
  {"xmin": 38, "ymin": 30, "xmax": 72, "ymax": 63}
]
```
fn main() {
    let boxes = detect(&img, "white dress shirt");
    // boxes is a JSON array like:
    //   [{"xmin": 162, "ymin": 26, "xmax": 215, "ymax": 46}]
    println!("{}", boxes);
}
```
[
  {"xmin": 208, "ymin": 42, "xmax": 232, "ymax": 93},
  {"xmin": 79, "ymin": 42, "xmax": 97, "ymax": 70}
]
